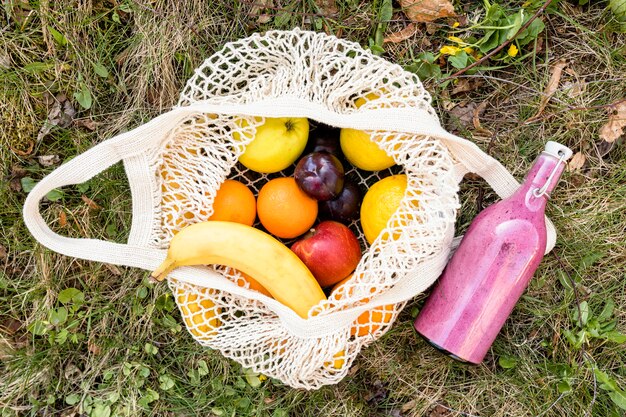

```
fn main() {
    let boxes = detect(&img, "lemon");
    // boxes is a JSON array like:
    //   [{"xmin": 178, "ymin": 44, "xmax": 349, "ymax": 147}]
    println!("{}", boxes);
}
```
[
  {"xmin": 360, "ymin": 174, "xmax": 412, "ymax": 244},
  {"xmin": 340, "ymin": 92, "xmax": 395, "ymax": 172},
  {"xmin": 340, "ymin": 129, "xmax": 396, "ymax": 171},
  {"xmin": 236, "ymin": 117, "xmax": 309, "ymax": 173}
]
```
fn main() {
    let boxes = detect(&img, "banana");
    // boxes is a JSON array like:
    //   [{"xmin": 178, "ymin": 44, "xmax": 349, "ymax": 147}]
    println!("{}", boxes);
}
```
[{"xmin": 151, "ymin": 221, "xmax": 326, "ymax": 319}]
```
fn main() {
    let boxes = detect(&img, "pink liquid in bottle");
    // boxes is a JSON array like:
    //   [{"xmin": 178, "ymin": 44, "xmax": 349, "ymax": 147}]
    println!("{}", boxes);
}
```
[{"xmin": 414, "ymin": 141, "xmax": 572, "ymax": 364}]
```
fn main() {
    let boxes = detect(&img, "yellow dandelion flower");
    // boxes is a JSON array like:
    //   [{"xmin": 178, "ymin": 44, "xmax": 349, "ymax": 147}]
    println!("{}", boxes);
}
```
[
  {"xmin": 440, "ymin": 45, "xmax": 461, "ymax": 56},
  {"xmin": 463, "ymin": 47, "xmax": 474, "ymax": 54},
  {"xmin": 448, "ymin": 36, "xmax": 465, "ymax": 44},
  {"xmin": 508, "ymin": 44, "xmax": 519, "ymax": 57},
  {"xmin": 259, "ymin": 374, "xmax": 268, "ymax": 382},
  {"xmin": 452, "ymin": 22, "xmax": 460, "ymax": 28}
]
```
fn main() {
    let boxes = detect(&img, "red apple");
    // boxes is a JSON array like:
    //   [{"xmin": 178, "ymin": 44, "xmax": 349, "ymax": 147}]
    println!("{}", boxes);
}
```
[{"xmin": 291, "ymin": 221, "xmax": 362, "ymax": 288}]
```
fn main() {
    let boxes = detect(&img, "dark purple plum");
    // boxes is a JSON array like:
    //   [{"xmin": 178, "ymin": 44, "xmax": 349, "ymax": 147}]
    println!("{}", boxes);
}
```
[
  {"xmin": 305, "ymin": 125, "xmax": 341, "ymax": 156},
  {"xmin": 294, "ymin": 152, "xmax": 345, "ymax": 201},
  {"xmin": 319, "ymin": 180, "xmax": 362, "ymax": 223}
]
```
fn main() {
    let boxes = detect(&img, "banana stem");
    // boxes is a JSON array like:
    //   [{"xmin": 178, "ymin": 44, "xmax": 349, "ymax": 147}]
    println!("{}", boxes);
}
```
[{"xmin": 150, "ymin": 259, "xmax": 176, "ymax": 283}]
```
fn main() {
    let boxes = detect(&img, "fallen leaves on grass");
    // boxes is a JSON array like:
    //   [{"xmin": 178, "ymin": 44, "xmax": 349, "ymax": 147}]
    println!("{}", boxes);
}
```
[
  {"xmin": 364, "ymin": 379, "xmax": 388, "ymax": 406},
  {"xmin": 568, "ymin": 152, "xmax": 586, "ymax": 171},
  {"xmin": 103, "ymin": 263, "xmax": 122, "ymax": 276},
  {"xmin": 88, "ymin": 339, "xmax": 101, "ymax": 355},
  {"xmin": 81, "ymin": 195, "xmax": 101, "ymax": 210},
  {"xmin": 8, "ymin": 165, "xmax": 28, "ymax": 192},
  {"xmin": 472, "ymin": 100, "xmax": 493, "ymax": 136},
  {"xmin": 0, "ymin": 244, "xmax": 6, "ymax": 261},
  {"xmin": 37, "ymin": 93, "xmax": 76, "ymax": 143},
  {"xmin": 599, "ymin": 100, "xmax": 626, "ymax": 143},
  {"xmin": 597, "ymin": 140, "xmax": 615, "ymax": 157},
  {"xmin": 315, "ymin": 0, "xmax": 338, "ymax": 16},
  {"xmin": 0, "ymin": 317, "xmax": 22, "ymax": 335},
  {"xmin": 246, "ymin": 0, "xmax": 274, "ymax": 24},
  {"xmin": 526, "ymin": 59, "xmax": 567, "ymax": 123},
  {"xmin": 402, "ymin": 399, "xmax": 417, "ymax": 412},
  {"xmin": 448, "ymin": 101, "xmax": 477, "ymax": 132},
  {"xmin": 0, "ymin": 51, "xmax": 10, "ymax": 69},
  {"xmin": 74, "ymin": 118, "xmax": 97, "ymax": 131},
  {"xmin": 429, "ymin": 404, "xmax": 452, "ymax": 416},
  {"xmin": 564, "ymin": 67, "xmax": 586, "ymax": 98},
  {"xmin": 37, "ymin": 154, "xmax": 61, "ymax": 167},
  {"xmin": 59, "ymin": 210, "xmax": 68, "ymax": 228},
  {"xmin": 0, "ymin": 316, "xmax": 28, "ymax": 359},
  {"xmin": 451, "ymin": 78, "xmax": 482, "ymax": 95},
  {"xmin": 399, "ymin": 0, "xmax": 455, "ymax": 23},
  {"xmin": 384, "ymin": 23, "xmax": 418, "ymax": 43}
]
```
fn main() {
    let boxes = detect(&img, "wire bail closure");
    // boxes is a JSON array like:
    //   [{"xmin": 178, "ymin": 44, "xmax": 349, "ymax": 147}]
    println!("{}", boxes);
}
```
[{"xmin": 532, "ymin": 151, "xmax": 568, "ymax": 199}]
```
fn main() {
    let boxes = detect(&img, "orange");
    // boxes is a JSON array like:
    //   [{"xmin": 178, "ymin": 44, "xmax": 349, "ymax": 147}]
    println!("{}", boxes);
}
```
[
  {"xmin": 209, "ymin": 179, "xmax": 257, "ymax": 226},
  {"xmin": 331, "ymin": 275, "xmax": 395, "ymax": 337},
  {"xmin": 237, "ymin": 271, "xmax": 272, "ymax": 298},
  {"xmin": 257, "ymin": 177, "xmax": 318, "ymax": 239}
]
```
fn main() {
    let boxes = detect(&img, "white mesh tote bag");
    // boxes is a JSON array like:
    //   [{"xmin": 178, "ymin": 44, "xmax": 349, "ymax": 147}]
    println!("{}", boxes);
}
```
[{"xmin": 23, "ymin": 29, "xmax": 557, "ymax": 390}]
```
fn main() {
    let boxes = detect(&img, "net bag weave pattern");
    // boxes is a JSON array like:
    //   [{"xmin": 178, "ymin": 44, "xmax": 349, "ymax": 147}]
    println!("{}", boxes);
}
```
[{"xmin": 23, "ymin": 29, "xmax": 559, "ymax": 390}]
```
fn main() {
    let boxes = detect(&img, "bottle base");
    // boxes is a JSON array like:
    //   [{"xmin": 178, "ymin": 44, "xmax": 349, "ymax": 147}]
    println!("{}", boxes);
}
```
[{"xmin": 414, "ymin": 330, "xmax": 474, "ymax": 365}]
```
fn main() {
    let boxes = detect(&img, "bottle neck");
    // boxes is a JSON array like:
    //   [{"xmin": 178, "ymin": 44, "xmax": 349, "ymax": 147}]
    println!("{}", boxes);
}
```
[{"xmin": 513, "ymin": 152, "xmax": 566, "ymax": 212}]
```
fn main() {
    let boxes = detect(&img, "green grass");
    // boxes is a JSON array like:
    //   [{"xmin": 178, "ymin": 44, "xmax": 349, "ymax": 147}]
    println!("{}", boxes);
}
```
[{"xmin": 1, "ymin": 1, "xmax": 625, "ymax": 416}]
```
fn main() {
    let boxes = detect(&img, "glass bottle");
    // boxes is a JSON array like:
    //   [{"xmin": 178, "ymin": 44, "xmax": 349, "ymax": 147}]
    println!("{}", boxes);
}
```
[{"xmin": 414, "ymin": 141, "xmax": 572, "ymax": 364}]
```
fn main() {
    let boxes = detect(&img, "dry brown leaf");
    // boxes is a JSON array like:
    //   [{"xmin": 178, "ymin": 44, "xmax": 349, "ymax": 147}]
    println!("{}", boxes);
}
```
[
  {"xmin": 567, "ymin": 152, "xmax": 586, "ymax": 171},
  {"xmin": 565, "ymin": 81, "xmax": 586, "ymax": 98},
  {"xmin": 64, "ymin": 363, "xmax": 83, "ymax": 380},
  {"xmin": 37, "ymin": 155, "xmax": 61, "ymax": 167},
  {"xmin": 440, "ymin": 89, "xmax": 455, "ymax": 111},
  {"xmin": 0, "ymin": 52, "xmax": 10, "ymax": 69},
  {"xmin": 0, "ymin": 245, "xmax": 6, "ymax": 261},
  {"xmin": 81, "ymin": 195, "xmax": 101, "ymax": 210},
  {"xmin": 402, "ymin": 399, "xmax": 417, "ymax": 412},
  {"xmin": 104, "ymin": 263, "xmax": 122, "ymax": 276},
  {"xmin": 74, "ymin": 118, "xmax": 97, "ymax": 131},
  {"xmin": 400, "ymin": 0, "xmax": 455, "ymax": 22},
  {"xmin": 10, "ymin": 141, "xmax": 34, "ymax": 156},
  {"xmin": 59, "ymin": 210, "xmax": 68, "ymax": 228},
  {"xmin": 316, "ymin": 0, "xmax": 338, "ymax": 15},
  {"xmin": 425, "ymin": 22, "xmax": 438, "ymax": 34},
  {"xmin": 599, "ymin": 100, "xmax": 626, "ymax": 143},
  {"xmin": 564, "ymin": 67, "xmax": 586, "ymax": 98},
  {"xmin": 37, "ymin": 93, "xmax": 76, "ymax": 143},
  {"xmin": 0, "ymin": 316, "xmax": 22, "ymax": 335},
  {"xmin": 248, "ymin": 0, "xmax": 274, "ymax": 22},
  {"xmin": 257, "ymin": 14, "xmax": 272, "ymax": 24},
  {"xmin": 9, "ymin": 179, "xmax": 22, "ymax": 193},
  {"xmin": 88, "ymin": 340, "xmax": 101, "ymax": 355},
  {"xmin": 596, "ymin": 139, "xmax": 615, "ymax": 157},
  {"xmin": 429, "ymin": 404, "xmax": 453, "ymax": 417},
  {"xmin": 384, "ymin": 23, "xmax": 418, "ymax": 43},
  {"xmin": 451, "ymin": 78, "xmax": 482, "ymax": 95},
  {"xmin": 10, "ymin": 164, "xmax": 28, "ymax": 179},
  {"xmin": 472, "ymin": 100, "xmax": 493, "ymax": 136},
  {"xmin": 449, "ymin": 102, "xmax": 477, "ymax": 130},
  {"xmin": 526, "ymin": 59, "xmax": 568, "ymax": 123}
]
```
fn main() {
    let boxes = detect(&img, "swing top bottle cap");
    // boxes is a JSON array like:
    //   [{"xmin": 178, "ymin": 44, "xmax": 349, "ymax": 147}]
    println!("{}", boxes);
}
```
[{"xmin": 544, "ymin": 141, "xmax": 573, "ymax": 161}]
